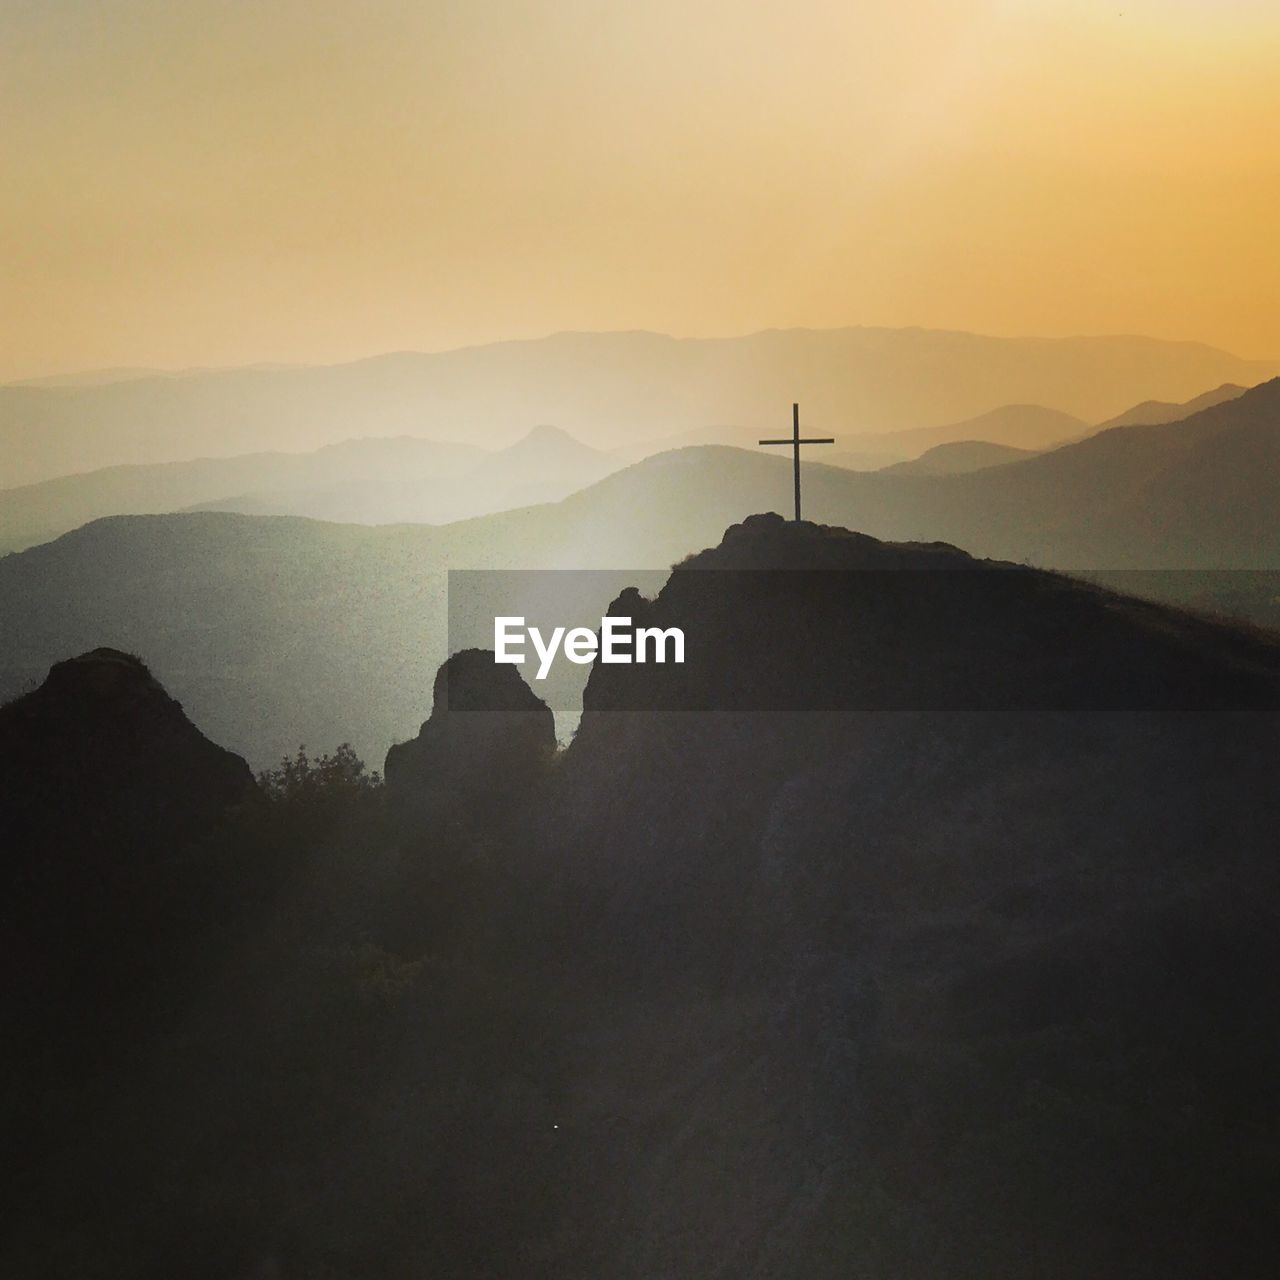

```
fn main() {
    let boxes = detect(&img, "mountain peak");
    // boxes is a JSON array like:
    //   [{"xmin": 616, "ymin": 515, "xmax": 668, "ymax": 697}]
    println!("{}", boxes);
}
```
[
  {"xmin": 508, "ymin": 423, "xmax": 592, "ymax": 452},
  {"xmin": 683, "ymin": 511, "xmax": 978, "ymax": 571},
  {"xmin": 42, "ymin": 645, "xmax": 165, "ymax": 696},
  {"xmin": 572, "ymin": 514, "xmax": 1280, "ymax": 719},
  {"xmin": 1240, "ymin": 374, "xmax": 1280, "ymax": 405},
  {"xmin": 1096, "ymin": 380, "xmax": 1253, "ymax": 430},
  {"xmin": 385, "ymin": 648, "xmax": 555, "ymax": 826},
  {"xmin": 0, "ymin": 647, "xmax": 252, "ymax": 864}
]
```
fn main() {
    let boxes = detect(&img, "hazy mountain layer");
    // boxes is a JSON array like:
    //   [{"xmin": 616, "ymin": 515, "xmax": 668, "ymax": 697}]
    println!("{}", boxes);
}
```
[
  {"xmin": 548, "ymin": 376, "xmax": 1280, "ymax": 571},
  {"xmin": 829, "ymin": 402, "xmax": 1086, "ymax": 467},
  {"xmin": 878, "ymin": 440, "xmax": 1040, "ymax": 475},
  {"xmin": 0, "ymin": 427, "xmax": 617, "ymax": 554},
  {"xmin": 2, "ymin": 378, "xmax": 1276, "ymax": 766},
  {"xmin": 189, "ymin": 424, "xmax": 618, "ymax": 525},
  {"xmin": 630, "ymin": 403, "xmax": 1084, "ymax": 470},
  {"xmin": 1096, "ymin": 382, "xmax": 1247, "ymax": 431},
  {"xmin": 3, "ymin": 327, "xmax": 1274, "ymax": 486}
]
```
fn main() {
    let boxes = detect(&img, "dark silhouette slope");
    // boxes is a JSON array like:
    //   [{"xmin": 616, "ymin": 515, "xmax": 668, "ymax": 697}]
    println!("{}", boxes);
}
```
[
  {"xmin": 571, "ymin": 513, "xmax": 1280, "ymax": 715},
  {"xmin": 0, "ymin": 649, "xmax": 253, "ymax": 1041},
  {"xmin": 516, "ymin": 515, "xmax": 1280, "ymax": 1275},
  {"xmin": 4, "ymin": 520, "xmax": 1280, "ymax": 1278}
]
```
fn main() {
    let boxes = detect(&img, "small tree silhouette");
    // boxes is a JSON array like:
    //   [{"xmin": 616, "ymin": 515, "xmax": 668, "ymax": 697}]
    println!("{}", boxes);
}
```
[{"xmin": 257, "ymin": 743, "xmax": 381, "ymax": 803}]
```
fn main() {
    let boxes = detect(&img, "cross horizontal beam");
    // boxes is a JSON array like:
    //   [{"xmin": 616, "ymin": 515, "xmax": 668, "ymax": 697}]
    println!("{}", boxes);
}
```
[{"xmin": 758, "ymin": 437, "xmax": 835, "ymax": 445}]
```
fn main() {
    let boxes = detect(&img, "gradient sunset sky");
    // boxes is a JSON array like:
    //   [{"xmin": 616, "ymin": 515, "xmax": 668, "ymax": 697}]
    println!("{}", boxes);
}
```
[{"xmin": 3, "ymin": 0, "xmax": 1278, "ymax": 380}]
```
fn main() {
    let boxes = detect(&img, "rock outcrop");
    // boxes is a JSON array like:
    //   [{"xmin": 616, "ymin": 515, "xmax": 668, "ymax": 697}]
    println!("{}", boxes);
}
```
[
  {"xmin": 384, "ymin": 647, "xmax": 556, "ymax": 827},
  {"xmin": 577, "ymin": 511, "xmax": 1280, "ymax": 715},
  {"xmin": 0, "ymin": 647, "xmax": 252, "ymax": 874},
  {"xmin": 0, "ymin": 649, "xmax": 255, "ymax": 1036},
  {"xmin": 526, "ymin": 516, "xmax": 1280, "ymax": 1274}
]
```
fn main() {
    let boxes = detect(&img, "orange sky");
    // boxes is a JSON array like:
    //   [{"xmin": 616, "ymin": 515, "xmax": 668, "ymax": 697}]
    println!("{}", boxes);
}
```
[{"xmin": 3, "ymin": 0, "xmax": 1279, "ymax": 380}]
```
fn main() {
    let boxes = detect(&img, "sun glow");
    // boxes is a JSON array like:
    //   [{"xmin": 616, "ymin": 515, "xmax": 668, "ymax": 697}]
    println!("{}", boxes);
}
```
[{"xmin": 2, "ymin": 0, "xmax": 1278, "ymax": 379}]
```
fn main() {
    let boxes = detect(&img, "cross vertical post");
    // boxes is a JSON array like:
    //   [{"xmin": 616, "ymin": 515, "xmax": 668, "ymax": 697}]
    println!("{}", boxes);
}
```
[
  {"xmin": 759, "ymin": 403, "xmax": 835, "ymax": 522},
  {"xmin": 791, "ymin": 402, "xmax": 801, "ymax": 523}
]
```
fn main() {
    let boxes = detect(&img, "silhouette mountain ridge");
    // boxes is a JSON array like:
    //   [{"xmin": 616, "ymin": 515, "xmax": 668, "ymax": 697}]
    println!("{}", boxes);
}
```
[
  {"xmin": 3, "ymin": 372, "xmax": 1279, "ymax": 768},
  {"xmin": 5, "ymin": 518, "xmax": 1280, "ymax": 1277},
  {"xmin": 562, "ymin": 513, "xmax": 1280, "ymax": 722}
]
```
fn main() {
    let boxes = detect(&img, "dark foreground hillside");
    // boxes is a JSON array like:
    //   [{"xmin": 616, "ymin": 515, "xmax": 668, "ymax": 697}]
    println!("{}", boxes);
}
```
[{"xmin": 3, "ymin": 517, "xmax": 1279, "ymax": 1279}]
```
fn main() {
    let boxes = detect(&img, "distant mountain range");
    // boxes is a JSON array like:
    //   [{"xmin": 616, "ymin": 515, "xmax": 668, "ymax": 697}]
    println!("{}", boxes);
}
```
[
  {"xmin": 0, "ymin": 378, "xmax": 1262, "ymax": 554},
  {"xmin": 604, "ymin": 387, "xmax": 1247, "ymax": 471},
  {"xmin": 3, "ymin": 327, "xmax": 1275, "ymax": 486},
  {"xmin": 831, "ymin": 403, "xmax": 1087, "ymax": 467},
  {"xmin": 832, "ymin": 387, "xmax": 1251, "ymax": 472},
  {"xmin": 2, "ymin": 377, "xmax": 1277, "ymax": 767},
  {"xmin": 187, "ymin": 424, "xmax": 617, "ymax": 526},
  {"xmin": 619, "ymin": 405, "xmax": 1080, "ymax": 470},
  {"xmin": 431, "ymin": 374, "xmax": 1280, "ymax": 574},
  {"xmin": 1095, "ymin": 382, "xmax": 1246, "ymax": 431},
  {"xmin": 878, "ymin": 440, "xmax": 1041, "ymax": 475},
  {"xmin": 0, "ymin": 426, "xmax": 619, "ymax": 554}
]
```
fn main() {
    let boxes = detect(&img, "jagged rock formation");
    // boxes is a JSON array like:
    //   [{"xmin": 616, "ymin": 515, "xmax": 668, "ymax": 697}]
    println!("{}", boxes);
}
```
[
  {"xmin": 0, "ymin": 647, "xmax": 252, "ymax": 870},
  {"xmin": 384, "ymin": 647, "xmax": 556, "ymax": 826},
  {"xmin": 0, "ymin": 648, "xmax": 254, "ymax": 1051}
]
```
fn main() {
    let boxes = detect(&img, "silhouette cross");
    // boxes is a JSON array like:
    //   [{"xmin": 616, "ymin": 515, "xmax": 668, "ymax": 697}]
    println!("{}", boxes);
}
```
[{"xmin": 759, "ymin": 403, "xmax": 834, "ymax": 522}]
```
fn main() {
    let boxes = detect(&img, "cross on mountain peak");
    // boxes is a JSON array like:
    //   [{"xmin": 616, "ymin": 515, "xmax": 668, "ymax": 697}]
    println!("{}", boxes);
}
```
[{"xmin": 758, "ymin": 403, "xmax": 835, "ymax": 522}]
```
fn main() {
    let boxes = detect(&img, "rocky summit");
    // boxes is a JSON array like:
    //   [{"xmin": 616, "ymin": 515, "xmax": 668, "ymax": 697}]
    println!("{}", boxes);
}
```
[
  {"xmin": 384, "ymin": 646, "xmax": 557, "ymax": 827},
  {"xmin": 0, "ymin": 647, "xmax": 252, "ymax": 867}
]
